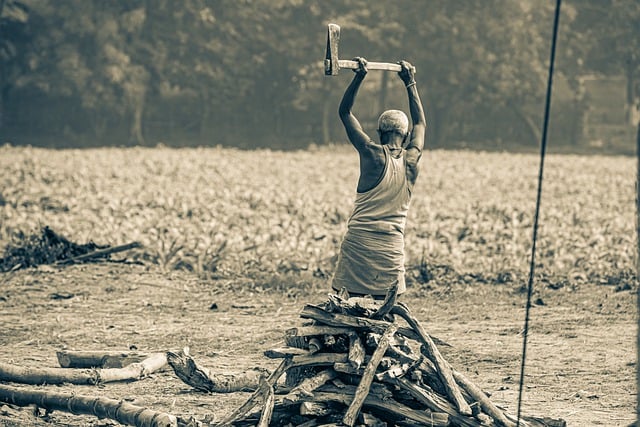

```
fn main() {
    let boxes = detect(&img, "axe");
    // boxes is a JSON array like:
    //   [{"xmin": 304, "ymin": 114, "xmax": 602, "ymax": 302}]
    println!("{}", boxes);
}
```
[{"xmin": 324, "ymin": 23, "xmax": 416, "ymax": 75}]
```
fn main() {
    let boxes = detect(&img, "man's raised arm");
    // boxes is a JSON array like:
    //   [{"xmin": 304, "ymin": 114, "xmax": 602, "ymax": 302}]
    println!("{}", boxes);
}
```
[
  {"xmin": 339, "ymin": 57, "xmax": 370, "ymax": 151},
  {"xmin": 398, "ymin": 60, "xmax": 426, "ymax": 172}
]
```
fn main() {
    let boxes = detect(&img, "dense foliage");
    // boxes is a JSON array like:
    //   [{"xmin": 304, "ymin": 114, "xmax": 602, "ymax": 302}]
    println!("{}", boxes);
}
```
[
  {"xmin": 1, "ymin": 0, "xmax": 638, "ymax": 149},
  {"xmin": 0, "ymin": 145, "xmax": 635, "ymax": 289}
]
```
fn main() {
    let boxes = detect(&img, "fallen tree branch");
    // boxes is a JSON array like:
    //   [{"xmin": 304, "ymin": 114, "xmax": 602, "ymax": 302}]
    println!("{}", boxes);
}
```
[
  {"xmin": 57, "ymin": 350, "xmax": 150, "ymax": 368},
  {"xmin": 56, "ymin": 241, "xmax": 142, "ymax": 265},
  {"xmin": 0, "ymin": 383, "xmax": 179, "ymax": 427},
  {"xmin": 0, "ymin": 353, "xmax": 167, "ymax": 385},
  {"xmin": 166, "ymin": 350, "xmax": 267, "ymax": 393}
]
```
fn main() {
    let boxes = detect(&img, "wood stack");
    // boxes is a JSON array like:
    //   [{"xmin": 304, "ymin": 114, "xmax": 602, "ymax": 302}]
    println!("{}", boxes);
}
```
[{"xmin": 217, "ymin": 288, "xmax": 566, "ymax": 427}]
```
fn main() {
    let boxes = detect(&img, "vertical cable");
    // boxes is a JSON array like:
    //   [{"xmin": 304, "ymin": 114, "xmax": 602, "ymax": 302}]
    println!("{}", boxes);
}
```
[
  {"xmin": 516, "ymin": 0, "xmax": 562, "ymax": 425},
  {"xmin": 636, "ymin": 114, "xmax": 640, "ymax": 424}
]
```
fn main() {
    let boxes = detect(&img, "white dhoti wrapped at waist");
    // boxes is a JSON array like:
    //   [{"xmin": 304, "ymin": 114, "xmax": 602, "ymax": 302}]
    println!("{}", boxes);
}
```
[{"xmin": 331, "ymin": 227, "xmax": 406, "ymax": 296}]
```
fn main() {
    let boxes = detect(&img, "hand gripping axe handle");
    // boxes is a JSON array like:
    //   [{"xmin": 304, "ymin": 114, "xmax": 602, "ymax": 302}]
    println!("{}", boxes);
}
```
[{"xmin": 324, "ymin": 23, "xmax": 416, "ymax": 75}]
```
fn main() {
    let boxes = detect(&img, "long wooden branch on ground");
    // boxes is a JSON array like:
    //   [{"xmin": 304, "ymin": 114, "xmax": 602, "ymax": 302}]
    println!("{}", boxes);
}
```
[
  {"xmin": 0, "ymin": 384, "xmax": 180, "ymax": 427},
  {"xmin": 56, "ymin": 350, "xmax": 150, "ymax": 368},
  {"xmin": 0, "ymin": 353, "xmax": 167, "ymax": 385},
  {"xmin": 56, "ymin": 241, "xmax": 141, "ymax": 265}
]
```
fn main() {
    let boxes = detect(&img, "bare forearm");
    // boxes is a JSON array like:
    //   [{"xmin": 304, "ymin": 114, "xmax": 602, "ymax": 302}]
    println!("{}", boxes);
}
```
[
  {"xmin": 406, "ymin": 84, "xmax": 426, "ymax": 127},
  {"xmin": 339, "ymin": 74, "xmax": 365, "ymax": 118},
  {"xmin": 406, "ymin": 83, "xmax": 426, "ymax": 152}
]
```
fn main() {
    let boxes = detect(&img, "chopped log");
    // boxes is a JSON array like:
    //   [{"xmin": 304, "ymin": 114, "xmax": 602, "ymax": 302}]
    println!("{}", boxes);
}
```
[
  {"xmin": 290, "ymin": 353, "xmax": 349, "ymax": 368},
  {"xmin": 56, "ymin": 241, "xmax": 141, "ymax": 265},
  {"xmin": 392, "ymin": 377, "xmax": 482, "ymax": 427},
  {"xmin": 166, "ymin": 350, "xmax": 267, "ymax": 393},
  {"xmin": 300, "ymin": 304, "xmax": 418, "ymax": 341},
  {"xmin": 257, "ymin": 377, "xmax": 275, "ymax": 427},
  {"xmin": 56, "ymin": 350, "xmax": 150, "ymax": 368},
  {"xmin": 347, "ymin": 332, "xmax": 366, "ymax": 369},
  {"xmin": 283, "ymin": 369, "xmax": 338, "ymax": 403},
  {"xmin": 374, "ymin": 359, "xmax": 418, "ymax": 382},
  {"xmin": 286, "ymin": 326, "xmax": 353, "ymax": 338},
  {"xmin": 0, "ymin": 383, "xmax": 179, "ymax": 427},
  {"xmin": 391, "ymin": 303, "xmax": 472, "ymax": 416},
  {"xmin": 308, "ymin": 337, "xmax": 323, "ymax": 354},
  {"xmin": 333, "ymin": 362, "xmax": 364, "ymax": 376},
  {"xmin": 264, "ymin": 346, "xmax": 312, "ymax": 358},
  {"xmin": 299, "ymin": 402, "xmax": 332, "ymax": 417},
  {"xmin": 370, "ymin": 283, "xmax": 399, "ymax": 320},
  {"xmin": 361, "ymin": 412, "xmax": 386, "ymax": 427},
  {"xmin": 451, "ymin": 369, "xmax": 517, "ymax": 427},
  {"xmin": 307, "ymin": 391, "xmax": 449, "ymax": 427},
  {"xmin": 285, "ymin": 324, "xmax": 312, "ymax": 387},
  {"xmin": 343, "ymin": 324, "xmax": 397, "ymax": 427},
  {"xmin": 217, "ymin": 358, "xmax": 292, "ymax": 426},
  {"xmin": 0, "ymin": 353, "xmax": 167, "ymax": 386}
]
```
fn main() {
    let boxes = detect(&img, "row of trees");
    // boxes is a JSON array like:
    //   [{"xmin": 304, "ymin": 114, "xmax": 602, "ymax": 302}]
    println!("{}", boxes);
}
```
[{"xmin": 1, "ymin": 0, "xmax": 638, "ymax": 149}]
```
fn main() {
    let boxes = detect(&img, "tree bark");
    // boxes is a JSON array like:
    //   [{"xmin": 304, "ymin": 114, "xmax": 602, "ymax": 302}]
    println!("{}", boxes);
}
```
[
  {"xmin": 0, "ymin": 353, "xmax": 167, "ymax": 385},
  {"xmin": 0, "ymin": 384, "xmax": 178, "ymax": 427},
  {"xmin": 510, "ymin": 101, "xmax": 541, "ymax": 146}
]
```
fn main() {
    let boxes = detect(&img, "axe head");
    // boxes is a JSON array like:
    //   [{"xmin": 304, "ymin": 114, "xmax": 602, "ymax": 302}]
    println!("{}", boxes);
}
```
[{"xmin": 325, "ymin": 23, "xmax": 341, "ymax": 75}]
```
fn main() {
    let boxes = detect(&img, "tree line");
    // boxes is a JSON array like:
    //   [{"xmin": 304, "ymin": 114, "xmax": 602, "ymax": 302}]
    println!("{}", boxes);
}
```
[{"xmin": 1, "ymin": 0, "xmax": 638, "ymax": 149}]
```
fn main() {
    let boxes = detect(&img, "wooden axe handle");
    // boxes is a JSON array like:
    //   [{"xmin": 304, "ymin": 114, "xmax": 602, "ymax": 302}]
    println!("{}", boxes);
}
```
[{"xmin": 337, "ymin": 60, "xmax": 416, "ymax": 74}]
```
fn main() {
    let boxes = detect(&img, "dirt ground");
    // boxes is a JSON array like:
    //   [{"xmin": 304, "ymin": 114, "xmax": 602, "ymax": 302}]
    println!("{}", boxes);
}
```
[{"xmin": 0, "ymin": 262, "xmax": 636, "ymax": 426}]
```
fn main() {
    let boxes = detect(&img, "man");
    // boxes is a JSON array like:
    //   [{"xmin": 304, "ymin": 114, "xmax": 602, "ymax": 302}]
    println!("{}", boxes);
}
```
[{"xmin": 331, "ymin": 57, "xmax": 426, "ymax": 298}]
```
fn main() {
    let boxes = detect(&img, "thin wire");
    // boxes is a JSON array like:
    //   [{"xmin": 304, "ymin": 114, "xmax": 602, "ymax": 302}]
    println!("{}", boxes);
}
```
[
  {"xmin": 516, "ymin": 0, "xmax": 562, "ymax": 425},
  {"xmin": 636, "ymin": 113, "xmax": 640, "ymax": 425}
]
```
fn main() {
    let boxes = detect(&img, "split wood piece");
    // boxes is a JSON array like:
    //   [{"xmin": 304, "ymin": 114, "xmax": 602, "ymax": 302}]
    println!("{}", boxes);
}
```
[
  {"xmin": 451, "ymin": 369, "xmax": 516, "ymax": 427},
  {"xmin": 257, "ymin": 377, "xmax": 275, "ymax": 427},
  {"xmin": 56, "ymin": 241, "xmax": 142, "ymax": 265},
  {"xmin": 57, "ymin": 350, "xmax": 150, "ymax": 368},
  {"xmin": 285, "ymin": 320, "xmax": 451, "ymax": 347},
  {"xmin": 391, "ymin": 303, "xmax": 472, "ymax": 416},
  {"xmin": 374, "ymin": 359, "xmax": 419, "ymax": 382},
  {"xmin": 0, "ymin": 353, "xmax": 167, "ymax": 386},
  {"xmin": 285, "ymin": 323, "xmax": 313, "ymax": 387},
  {"xmin": 166, "ymin": 350, "xmax": 267, "ymax": 393},
  {"xmin": 300, "ymin": 304, "xmax": 418, "ymax": 340},
  {"xmin": 0, "ymin": 383, "xmax": 179, "ymax": 427},
  {"xmin": 308, "ymin": 390, "xmax": 449, "ymax": 427},
  {"xmin": 342, "ymin": 323, "xmax": 397, "ymax": 427},
  {"xmin": 392, "ymin": 377, "xmax": 482, "ymax": 427},
  {"xmin": 347, "ymin": 332, "xmax": 366, "ymax": 369},
  {"xmin": 308, "ymin": 337, "xmax": 322, "ymax": 354},
  {"xmin": 290, "ymin": 353, "xmax": 349, "ymax": 369},
  {"xmin": 299, "ymin": 401, "xmax": 332, "ymax": 417},
  {"xmin": 286, "ymin": 326, "xmax": 353, "ymax": 338},
  {"xmin": 370, "ymin": 283, "xmax": 399, "ymax": 320},
  {"xmin": 283, "ymin": 369, "xmax": 338, "ymax": 403},
  {"xmin": 217, "ymin": 358, "xmax": 292, "ymax": 426},
  {"xmin": 264, "ymin": 346, "xmax": 312, "ymax": 358}
]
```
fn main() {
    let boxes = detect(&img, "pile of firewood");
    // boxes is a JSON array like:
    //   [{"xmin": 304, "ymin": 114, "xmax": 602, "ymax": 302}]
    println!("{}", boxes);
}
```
[{"xmin": 212, "ymin": 288, "xmax": 566, "ymax": 427}]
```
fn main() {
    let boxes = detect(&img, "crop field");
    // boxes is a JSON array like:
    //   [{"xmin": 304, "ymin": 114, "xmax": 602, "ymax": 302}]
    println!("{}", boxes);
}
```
[
  {"xmin": 1, "ymin": 145, "xmax": 635, "ymax": 283},
  {"xmin": 0, "ymin": 144, "xmax": 637, "ymax": 426}
]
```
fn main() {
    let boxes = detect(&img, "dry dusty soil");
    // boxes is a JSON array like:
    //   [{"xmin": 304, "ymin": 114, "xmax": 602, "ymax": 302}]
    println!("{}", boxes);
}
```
[{"xmin": 0, "ymin": 262, "xmax": 636, "ymax": 426}]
